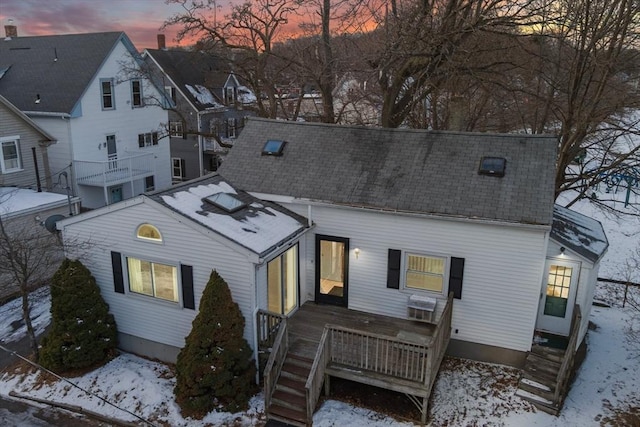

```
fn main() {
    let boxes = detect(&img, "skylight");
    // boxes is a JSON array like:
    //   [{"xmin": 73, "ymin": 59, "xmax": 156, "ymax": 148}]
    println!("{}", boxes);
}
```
[
  {"xmin": 478, "ymin": 157, "xmax": 506, "ymax": 177},
  {"xmin": 262, "ymin": 139, "xmax": 286, "ymax": 156},
  {"xmin": 204, "ymin": 192, "xmax": 246, "ymax": 213}
]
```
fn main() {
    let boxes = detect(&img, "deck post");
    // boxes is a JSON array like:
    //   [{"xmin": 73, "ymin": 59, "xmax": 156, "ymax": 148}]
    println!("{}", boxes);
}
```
[
  {"xmin": 324, "ymin": 373, "xmax": 330, "ymax": 396},
  {"xmin": 421, "ymin": 395, "xmax": 428, "ymax": 425}
]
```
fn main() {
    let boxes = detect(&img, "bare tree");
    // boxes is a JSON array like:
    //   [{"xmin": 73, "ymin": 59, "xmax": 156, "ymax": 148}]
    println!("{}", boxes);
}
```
[
  {"xmin": 516, "ymin": 0, "xmax": 640, "ymax": 209},
  {"xmin": 0, "ymin": 192, "xmax": 64, "ymax": 361},
  {"xmin": 363, "ymin": 0, "xmax": 533, "ymax": 128},
  {"xmin": 164, "ymin": 0, "xmax": 302, "ymax": 119},
  {"xmin": 0, "ymin": 190, "xmax": 94, "ymax": 362}
]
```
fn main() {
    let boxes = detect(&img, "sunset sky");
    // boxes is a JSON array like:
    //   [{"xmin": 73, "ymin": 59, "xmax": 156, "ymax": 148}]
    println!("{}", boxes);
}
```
[{"xmin": 0, "ymin": 0, "xmax": 211, "ymax": 49}]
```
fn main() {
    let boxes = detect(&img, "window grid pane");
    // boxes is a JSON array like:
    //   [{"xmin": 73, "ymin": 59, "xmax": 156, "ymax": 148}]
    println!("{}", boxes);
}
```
[
  {"xmin": 406, "ymin": 254, "xmax": 445, "ymax": 292},
  {"xmin": 127, "ymin": 257, "xmax": 177, "ymax": 302}
]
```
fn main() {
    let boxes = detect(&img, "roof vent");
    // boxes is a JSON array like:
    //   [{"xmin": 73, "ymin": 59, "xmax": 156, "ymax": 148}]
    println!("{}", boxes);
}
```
[
  {"xmin": 203, "ymin": 192, "xmax": 246, "ymax": 213},
  {"xmin": 478, "ymin": 157, "xmax": 506, "ymax": 177}
]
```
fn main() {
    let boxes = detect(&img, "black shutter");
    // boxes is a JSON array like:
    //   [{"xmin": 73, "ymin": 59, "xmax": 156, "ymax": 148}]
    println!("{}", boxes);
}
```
[
  {"xmin": 181, "ymin": 264, "xmax": 195, "ymax": 309},
  {"xmin": 138, "ymin": 134, "xmax": 144, "ymax": 148},
  {"xmin": 111, "ymin": 251, "xmax": 124, "ymax": 294},
  {"xmin": 182, "ymin": 122, "xmax": 187, "ymax": 139},
  {"xmin": 449, "ymin": 257, "xmax": 465, "ymax": 299},
  {"xmin": 386, "ymin": 249, "xmax": 401, "ymax": 289},
  {"xmin": 152, "ymin": 132, "xmax": 159, "ymax": 145},
  {"xmin": 180, "ymin": 159, "xmax": 186, "ymax": 178}
]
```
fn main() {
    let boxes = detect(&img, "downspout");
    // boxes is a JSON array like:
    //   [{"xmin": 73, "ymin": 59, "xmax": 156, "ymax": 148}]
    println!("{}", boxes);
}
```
[
  {"xmin": 197, "ymin": 111, "xmax": 205, "ymax": 176},
  {"xmin": 31, "ymin": 147, "xmax": 42, "ymax": 192}
]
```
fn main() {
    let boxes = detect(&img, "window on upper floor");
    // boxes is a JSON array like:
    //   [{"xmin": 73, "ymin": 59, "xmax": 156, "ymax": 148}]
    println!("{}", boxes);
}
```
[
  {"xmin": 165, "ymin": 86, "xmax": 176, "ymax": 106},
  {"xmin": 136, "ymin": 223, "xmax": 162, "ymax": 242},
  {"xmin": 210, "ymin": 119, "xmax": 221, "ymax": 138},
  {"xmin": 227, "ymin": 118, "xmax": 237, "ymax": 138},
  {"xmin": 225, "ymin": 87, "xmax": 235, "ymax": 105},
  {"xmin": 172, "ymin": 157, "xmax": 185, "ymax": 180},
  {"xmin": 138, "ymin": 132, "xmax": 159, "ymax": 148},
  {"xmin": 131, "ymin": 79, "xmax": 143, "ymax": 107},
  {"xmin": 101, "ymin": 78, "xmax": 115, "ymax": 110},
  {"xmin": 169, "ymin": 121, "xmax": 184, "ymax": 138},
  {"xmin": 0, "ymin": 136, "xmax": 22, "ymax": 173}
]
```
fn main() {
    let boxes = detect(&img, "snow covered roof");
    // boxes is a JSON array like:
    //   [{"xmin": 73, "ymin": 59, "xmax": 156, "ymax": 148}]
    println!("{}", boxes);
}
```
[
  {"xmin": 0, "ymin": 187, "xmax": 70, "ymax": 218},
  {"xmin": 151, "ymin": 174, "xmax": 308, "ymax": 256},
  {"xmin": 551, "ymin": 204, "xmax": 609, "ymax": 263}
]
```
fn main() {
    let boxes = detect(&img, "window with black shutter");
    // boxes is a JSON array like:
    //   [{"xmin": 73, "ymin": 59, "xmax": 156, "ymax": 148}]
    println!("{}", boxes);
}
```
[
  {"xmin": 449, "ymin": 257, "xmax": 465, "ymax": 299},
  {"xmin": 387, "ymin": 249, "xmax": 401, "ymax": 289}
]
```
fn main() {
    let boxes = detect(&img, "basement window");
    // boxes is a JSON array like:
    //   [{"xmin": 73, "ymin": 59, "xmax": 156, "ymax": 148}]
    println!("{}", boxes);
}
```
[
  {"xmin": 478, "ymin": 157, "xmax": 506, "ymax": 177},
  {"xmin": 262, "ymin": 139, "xmax": 286, "ymax": 156},
  {"xmin": 204, "ymin": 192, "xmax": 246, "ymax": 213}
]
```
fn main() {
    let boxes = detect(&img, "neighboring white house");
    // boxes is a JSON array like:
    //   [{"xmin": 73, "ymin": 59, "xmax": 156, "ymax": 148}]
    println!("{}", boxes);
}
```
[
  {"xmin": 0, "ymin": 31, "xmax": 171, "ymax": 209},
  {"xmin": 57, "ymin": 118, "xmax": 608, "ymax": 372}
]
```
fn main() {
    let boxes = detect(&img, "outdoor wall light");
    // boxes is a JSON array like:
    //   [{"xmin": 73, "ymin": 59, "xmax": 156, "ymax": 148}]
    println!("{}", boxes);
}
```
[
  {"xmin": 354, "ymin": 248, "xmax": 361, "ymax": 259},
  {"xmin": 560, "ymin": 246, "xmax": 566, "ymax": 255}
]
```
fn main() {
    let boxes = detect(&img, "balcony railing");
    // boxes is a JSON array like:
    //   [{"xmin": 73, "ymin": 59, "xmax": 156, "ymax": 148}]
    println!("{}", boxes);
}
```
[{"xmin": 74, "ymin": 153, "xmax": 154, "ymax": 187}]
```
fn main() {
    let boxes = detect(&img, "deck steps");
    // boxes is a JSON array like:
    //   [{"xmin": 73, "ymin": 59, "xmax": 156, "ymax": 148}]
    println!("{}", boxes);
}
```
[
  {"xmin": 517, "ymin": 338, "xmax": 570, "ymax": 416},
  {"xmin": 266, "ymin": 352, "xmax": 314, "ymax": 427}
]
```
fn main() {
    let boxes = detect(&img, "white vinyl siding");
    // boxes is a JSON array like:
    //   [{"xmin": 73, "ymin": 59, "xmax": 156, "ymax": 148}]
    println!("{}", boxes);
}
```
[
  {"xmin": 280, "ymin": 202, "xmax": 548, "ymax": 353},
  {"xmin": 60, "ymin": 201, "xmax": 256, "ymax": 352}
]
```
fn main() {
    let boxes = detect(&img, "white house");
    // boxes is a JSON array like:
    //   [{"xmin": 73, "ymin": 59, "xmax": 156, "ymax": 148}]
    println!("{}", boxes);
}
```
[
  {"xmin": 0, "ymin": 31, "xmax": 171, "ymax": 209},
  {"xmin": 58, "ymin": 119, "xmax": 608, "ymax": 422},
  {"xmin": 58, "ymin": 174, "xmax": 310, "ymax": 362}
]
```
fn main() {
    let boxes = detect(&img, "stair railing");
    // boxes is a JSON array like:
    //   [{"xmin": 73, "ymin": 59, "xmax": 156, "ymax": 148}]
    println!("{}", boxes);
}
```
[
  {"xmin": 554, "ymin": 304, "xmax": 581, "ymax": 404},
  {"xmin": 263, "ymin": 317, "xmax": 288, "ymax": 411},
  {"xmin": 305, "ymin": 327, "xmax": 331, "ymax": 426}
]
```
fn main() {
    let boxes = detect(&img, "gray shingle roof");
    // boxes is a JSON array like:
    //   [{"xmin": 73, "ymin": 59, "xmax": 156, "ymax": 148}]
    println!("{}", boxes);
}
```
[
  {"xmin": 551, "ymin": 205, "xmax": 609, "ymax": 263},
  {"xmin": 144, "ymin": 49, "xmax": 230, "ymax": 110},
  {"xmin": 0, "ymin": 32, "xmax": 127, "ymax": 114},
  {"xmin": 219, "ymin": 118, "xmax": 558, "ymax": 225}
]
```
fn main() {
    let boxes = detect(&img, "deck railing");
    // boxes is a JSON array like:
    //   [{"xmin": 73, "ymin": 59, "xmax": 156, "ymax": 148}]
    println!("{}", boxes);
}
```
[
  {"xmin": 74, "ymin": 153, "xmax": 154, "ymax": 187},
  {"xmin": 263, "ymin": 317, "xmax": 288, "ymax": 411},
  {"xmin": 327, "ymin": 325, "xmax": 430, "ymax": 382},
  {"xmin": 257, "ymin": 310, "xmax": 286, "ymax": 350},
  {"xmin": 424, "ymin": 292, "xmax": 454, "ymax": 389},
  {"xmin": 554, "ymin": 304, "xmax": 581, "ymax": 404},
  {"xmin": 305, "ymin": 327, "xmax": 331, "ymax": 424}
]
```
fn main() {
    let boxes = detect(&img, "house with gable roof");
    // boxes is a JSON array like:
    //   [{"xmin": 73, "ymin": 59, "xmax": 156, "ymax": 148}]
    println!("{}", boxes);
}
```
[
  {"xmin": 143, "ymin": 44, "xmax": 256, "ymax": 182},
  {"xmin": 58, "ymin": 118, "xmax": 608, "ymax": 424},
  {"xmin": 0, "ymin": 30, "xmax": 171, "ymax": 209}
]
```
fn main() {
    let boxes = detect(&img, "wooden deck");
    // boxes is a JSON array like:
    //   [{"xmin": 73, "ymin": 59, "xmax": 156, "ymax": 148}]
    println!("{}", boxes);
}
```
[
  {"xmin": 259, "ymin": 294, "xmax": 453, "ymax": 425},
  {"xmin": 287, "ymin": 303, "xmax": 437, "ymax": 359}
]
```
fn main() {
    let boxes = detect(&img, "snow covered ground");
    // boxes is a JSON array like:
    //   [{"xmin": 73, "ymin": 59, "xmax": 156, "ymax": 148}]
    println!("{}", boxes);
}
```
[{"xmin": 0, "ymin": 191, "xmax": 638, "ymax": 426}]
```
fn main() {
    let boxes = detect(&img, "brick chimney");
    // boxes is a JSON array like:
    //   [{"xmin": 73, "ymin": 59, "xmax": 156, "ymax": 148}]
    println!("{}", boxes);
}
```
[
  {"xmin": 157, "ymin": 34, "xmax": 166, "ymax": 50},
  {"xmin": 5, "ymin": 25, "xmax": 17, "ymax": 38}
]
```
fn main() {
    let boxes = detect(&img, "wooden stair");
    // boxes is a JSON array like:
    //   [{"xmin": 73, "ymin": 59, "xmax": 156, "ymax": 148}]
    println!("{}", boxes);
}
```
[
  {"xmin": 267, "ymin": 353, "xmax": 314, "ymax": 427},
  {"xmin": 516, "ymin": 344, "xmax": 566, "ymax": 415}
]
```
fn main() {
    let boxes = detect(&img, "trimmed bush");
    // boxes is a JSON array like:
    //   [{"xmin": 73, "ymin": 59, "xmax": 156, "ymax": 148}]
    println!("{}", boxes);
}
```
[
  {"xmin": 175, "ymin": 270, "xmax": 256, "ymax": 418},
  {"xmin": 40, "ymin": 259, "xmax": 117, "ymax": 371}
]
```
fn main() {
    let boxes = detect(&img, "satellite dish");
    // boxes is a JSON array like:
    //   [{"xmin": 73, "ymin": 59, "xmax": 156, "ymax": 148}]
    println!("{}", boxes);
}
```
[{"xmin": 43, "ymin": 214, "xmax": 66, "ymax": 233}]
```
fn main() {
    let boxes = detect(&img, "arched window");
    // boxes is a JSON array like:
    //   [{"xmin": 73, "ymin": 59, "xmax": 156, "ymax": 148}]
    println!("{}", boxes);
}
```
[{"xmin": 136, "ymin": 224, "xmax": 162, "ymax": 242}]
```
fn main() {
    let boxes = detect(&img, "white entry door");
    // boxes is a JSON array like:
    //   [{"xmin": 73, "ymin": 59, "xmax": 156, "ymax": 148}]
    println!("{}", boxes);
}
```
[{"xmin": 536, "ymin": 258, "xmax": 581, "ymax": 336}]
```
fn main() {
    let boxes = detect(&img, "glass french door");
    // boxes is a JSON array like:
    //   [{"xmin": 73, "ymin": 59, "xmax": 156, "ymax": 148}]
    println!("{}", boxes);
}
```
[
  {"xmin": 315, "ymin": 235, "xmax": 349, "ymax": 306},
  {"xmin": 267, "ymin": 245, "xmax": 298, "ymax": 315}
]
